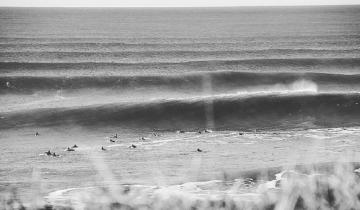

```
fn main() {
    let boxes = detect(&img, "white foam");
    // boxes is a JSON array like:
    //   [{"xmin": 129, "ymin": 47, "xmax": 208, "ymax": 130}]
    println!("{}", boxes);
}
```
[{"xmin": 45, "ymin": 178, "xmax": 261, "ymax": 208}]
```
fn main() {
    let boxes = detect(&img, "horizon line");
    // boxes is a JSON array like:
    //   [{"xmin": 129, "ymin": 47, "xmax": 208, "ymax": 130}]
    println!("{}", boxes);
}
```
[{"xmin": 1, "ymin": 4, "xmax": 359, "ymax": 8}]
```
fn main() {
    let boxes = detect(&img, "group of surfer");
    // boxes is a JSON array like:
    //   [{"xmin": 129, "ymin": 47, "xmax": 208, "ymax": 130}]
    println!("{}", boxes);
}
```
[
  {"xmin": 109, "ymin": 133, "xmax": 120, "ymax": 143},
  {"xmin": 102, "ymin": 134, "xmax": 120, "ymax": 151},
  {"xmin": 176, "ymin": 129, "xmax": 213, "ymax": 134},
  {"xmin": 109, "ymin": 133, "xmax": 118, "ymax": 143},
  {"xmin": 44, "ymin": 144, "xmax": 78, "ymax": 157},
  {"xmin": 45, "ymin": 150, "xmax": 60, "ymax": 157},
  {"xmin": 41, "ymin": 128, "xmax": 210, "ymax": 158},
  {"xmin": 42, "ymin": 132, "xmax": 135, "ymax": 156},
  {"xmin": 107, "ymin": 132, "xmax": 204, "ymax": 152},
  {"xmin": 106, "ymin": 133, "xmax": 141, "ymax": 150},
  {"xmin": 108, "ymin": 133, "xmax": 138, "ymax": 148},
  {"xmin": 176, "ymin": 128, "xmax": 248, "ymax": 152},
  {"xmin": 109, "ymin": 134, "xmax": 151, "ymax": 143},
  {"xmin": 106, "ymin": 131, "xmax": 205, "ymax": 152}
]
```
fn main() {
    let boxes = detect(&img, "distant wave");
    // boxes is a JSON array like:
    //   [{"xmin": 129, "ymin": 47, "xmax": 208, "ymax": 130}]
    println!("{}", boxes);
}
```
[
  {"xmin": 1, "ymin": 34, "xmax": 359, "ymax": 43},
  {"xmin": 1, "ymin": 58, "xmax": 359, "ymax": 71},
  {"xmin": 2, "ymin": 93, "xmax": 360, "ymax": 130},
  {"xmin": 1, "ymin": 48, "xmax": 360, "ymax": 54},
  {"xmin": 2, "ymin": 49, "xmax": 360, "ymax": 54},
  {"xmin": 2, "ymin": 43, "xmax": 360, "ymax": 54},
  {"xmin": 1, "ymin": 50, "xmax": 360, "ymax": 64},
  {"xmin": 1, "ymin": 71, "xmax": 360, "ymax": 94}
]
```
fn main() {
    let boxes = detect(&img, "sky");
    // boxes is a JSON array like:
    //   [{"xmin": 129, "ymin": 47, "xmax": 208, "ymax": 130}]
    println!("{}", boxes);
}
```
[{"xmin": 1, "ymin": 0, "xmax": 359, "ymax": 7}]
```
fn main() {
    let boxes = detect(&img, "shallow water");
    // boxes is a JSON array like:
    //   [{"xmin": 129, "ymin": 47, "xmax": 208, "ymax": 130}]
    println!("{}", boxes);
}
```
[{"xmin": 1, "ymin": 126, "xmax": 360, "ymax": 205}]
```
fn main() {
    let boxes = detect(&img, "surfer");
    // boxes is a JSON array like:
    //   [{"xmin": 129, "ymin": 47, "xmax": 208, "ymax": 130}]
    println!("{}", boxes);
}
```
[
  {"xmin": 197, "ymin": 148, "xmax": 203, "ymax": 152},
  {"xmin": 110, "ymin": 139, "xmax": 115, "ymax": 143},
  {"xmin": 101, "ymin": 146, "xmax": 107, "ymax": 151},
  {"xmin": 129, "ymin": 144, "xmax": 136, "ymax": 148},
  {"xmin": 72, "ymin": 144, "xmax": 78, "ymax": 148},
  {"xmin": 198, "ymin": 129, "xmax": 212, "ymax": 134},
  {"xmin": 45, "ymin": 150, "xmax": 51, "ymax": 156},
  {"xmin": 35, "ymin": 132, "xmax": 39, "ymax": 136},
  {"xmin": 66, "ymin": 147, "xmax": 75, "ymax": 152},
  {"xmin": 52, "ymin": 152, "xmax": 59, "ymax": 157}
]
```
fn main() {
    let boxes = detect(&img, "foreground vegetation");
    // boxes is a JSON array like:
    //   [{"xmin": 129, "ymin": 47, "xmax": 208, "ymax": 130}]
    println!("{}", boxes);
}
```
[{"xmin": 2, "ymin": 162, "xmax": 360, "ymax": 210}]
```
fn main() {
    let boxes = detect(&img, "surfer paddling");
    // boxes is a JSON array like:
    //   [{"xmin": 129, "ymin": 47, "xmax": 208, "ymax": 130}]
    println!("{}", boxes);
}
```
[
  {"xmin": 176, "ymin": 130, "xmax": 186, "ymax": 134},
  {"xmin": 44, "ymin": 150, "xmax": 59, "ymax": 157},
  {"xmin": 66, "ymin": 147, "xmax": 75, "ymax": 152},
  {"xmin": 108, "ymin": 134, "xmax": 118, "ymax": 142},
  {"xmin": 198, "ymin": 129, "xmax": 212, "ymax": 134},
  {"xmin": 101, "ymin": 146, "xmax": 107, "ymax": 151},
  {"xmin": 52, "ymin": 152, "xmax": 59, "ymax": 157}
]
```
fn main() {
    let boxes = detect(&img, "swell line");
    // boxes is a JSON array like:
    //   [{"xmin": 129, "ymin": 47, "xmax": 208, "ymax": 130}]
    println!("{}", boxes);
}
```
[{"xmin": 1, "ymin": 58, "xmax": 360, "ymax": 70}]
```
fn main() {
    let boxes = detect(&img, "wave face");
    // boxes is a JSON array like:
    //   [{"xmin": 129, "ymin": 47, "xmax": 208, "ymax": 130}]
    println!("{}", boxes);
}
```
[
  {"xmin": 1, "ymin": 50, "xmax": 360, "ymax": 63},
  {"xmin": 2, "ymin": 93, "xmax": 360, "ymax": 130}
]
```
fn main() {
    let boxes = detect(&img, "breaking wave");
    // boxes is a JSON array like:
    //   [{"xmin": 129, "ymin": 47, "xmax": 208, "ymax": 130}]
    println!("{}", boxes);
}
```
[{"xmin": 1, "ymin": 93, "xmax": 360, "ymax": 130}]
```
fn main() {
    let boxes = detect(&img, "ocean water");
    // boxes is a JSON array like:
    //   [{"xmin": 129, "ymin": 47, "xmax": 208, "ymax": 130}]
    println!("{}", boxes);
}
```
[{"xmin": 1, "ymin": 6, "xmax": 360, "ymax": 208}]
